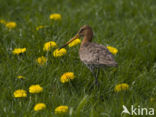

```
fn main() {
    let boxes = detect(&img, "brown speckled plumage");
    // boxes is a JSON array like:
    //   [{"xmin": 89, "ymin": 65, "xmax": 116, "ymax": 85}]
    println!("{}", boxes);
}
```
[{"xmin": 79, "ymin": 42, "xmax": 117, "ymax": 67}]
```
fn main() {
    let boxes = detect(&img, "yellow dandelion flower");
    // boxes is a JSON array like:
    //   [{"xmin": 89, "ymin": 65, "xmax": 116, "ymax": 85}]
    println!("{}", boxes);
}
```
[
  {"xmin": 53, "ymin": 48, "xmax": 67, "ymax": 57},
  {"xmin": 43, "ymin": 41, "xmax": 57, "ymax": 51},
  {"xmin": 17, "ymin": 75, "xmax": 25, "ymax": 79},
  {"xmin": 0, "ymin": 19, "xmax": 6, "ymax": 24},
  {"xmin": 68, "ymin": 39, "xmax": 81, "ymax": 47},
  {"xmin": 29, "ymin": 84, "xmax": 43, "ymax": 94},
  {"xmin": 36, "ymin": 25, "xmax": 44, "ymax": 31},
  {"xmin": 36, "ymin": 56, "xmax": 47, "ymax": 65},
  {"xmin": 5, "ymin": 21, "xmax": 16, "ymax": 29},
  {"xmin": 12, "ymin": 48, "xmax": 26, "ymax": 55},
  {"xmin": 13, "ymin": 89, "xmax": 27, "ymax": 98},
  {"xmin": 49, "ymin": 13, "xmax": 62, "ymax": 20},
  {"xmin": 114, "ymin": 83, "xmax": 129, "ymax": 92},
  {"xmin": 55, "ymin": 105, "xmax": 68, "ymax": 114},
  {"xmin": 60, "ymin": 72, "xmax": 75, "ymax": 83},
  {"xmin": 107, "ymin": 46, "xmax": 118, "ymax": 55},
  {"xmin": 34, "ymin": 103, "xmax": 46, "ymax": 111}
]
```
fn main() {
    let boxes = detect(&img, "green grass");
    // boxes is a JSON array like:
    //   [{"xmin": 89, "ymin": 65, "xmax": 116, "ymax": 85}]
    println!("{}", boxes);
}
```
[{"xmin": 1, "ymin": 0, "xmax": 156, "ymax": 116}]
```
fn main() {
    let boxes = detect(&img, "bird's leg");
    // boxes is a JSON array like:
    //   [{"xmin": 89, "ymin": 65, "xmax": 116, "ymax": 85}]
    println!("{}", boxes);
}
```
[
  {"xmin": 90, "ymin": 67, "xmax": 100, "ymax": 87},
  {"xmin": 95, "ymin": 68, "xmax": 100, "ymax": 86},
  {"xmin": 86, "ymin": 65, "xmax": 100, "ymax": 91}
]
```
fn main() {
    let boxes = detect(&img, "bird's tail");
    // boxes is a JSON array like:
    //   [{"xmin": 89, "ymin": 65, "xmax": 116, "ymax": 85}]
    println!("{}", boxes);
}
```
[
  {"xmin": 113, "ymin": 62, "xmax": 118, "ymax": 67},
  {"xmin": 107, "ymin": 61, "xmax": 118, "ymax": 67}
]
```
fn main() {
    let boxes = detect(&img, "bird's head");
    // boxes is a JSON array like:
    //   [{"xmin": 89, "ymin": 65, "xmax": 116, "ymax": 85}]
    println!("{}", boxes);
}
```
[
  {"xmin": 78, "ymin": 25, "xmax": 93, "ymax": 38},
  {"xmin": 59, "ymin": 25, "xmax": 93, "ymax": 49}
]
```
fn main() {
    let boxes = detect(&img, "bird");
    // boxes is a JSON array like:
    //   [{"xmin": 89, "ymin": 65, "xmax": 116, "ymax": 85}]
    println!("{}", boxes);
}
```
[{"xmin": 60, "ymin": 25, "xmax": 117, "ymax": 85}]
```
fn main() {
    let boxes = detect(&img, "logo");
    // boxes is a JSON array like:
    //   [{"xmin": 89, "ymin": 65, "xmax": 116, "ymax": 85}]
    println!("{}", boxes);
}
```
[{"xmin": 121, "ymin": 105, "xmax": 154, "ymax": 116}]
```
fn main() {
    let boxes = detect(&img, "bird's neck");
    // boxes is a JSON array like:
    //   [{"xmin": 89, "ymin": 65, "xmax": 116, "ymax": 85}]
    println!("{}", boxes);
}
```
[{"xmin": 81, "ymin": 35, "xmax": 92, "ymax": 46}]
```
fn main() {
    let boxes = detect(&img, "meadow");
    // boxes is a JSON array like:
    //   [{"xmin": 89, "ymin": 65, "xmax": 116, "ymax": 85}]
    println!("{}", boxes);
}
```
[{"xmin": 0, "ymin": 0, "xmax": 156, "ymax": 116}]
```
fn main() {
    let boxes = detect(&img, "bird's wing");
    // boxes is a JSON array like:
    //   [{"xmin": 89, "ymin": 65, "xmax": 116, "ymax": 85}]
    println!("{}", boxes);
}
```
[{"xmin": 79, "ymin": 43, "xmax": 117, "ymax": 67}]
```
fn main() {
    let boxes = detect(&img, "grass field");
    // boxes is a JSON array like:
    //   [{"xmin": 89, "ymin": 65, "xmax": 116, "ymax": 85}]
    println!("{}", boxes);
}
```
[{"xmin": 1, "ymin": 0, "xmax": 156, "ymax": 116}]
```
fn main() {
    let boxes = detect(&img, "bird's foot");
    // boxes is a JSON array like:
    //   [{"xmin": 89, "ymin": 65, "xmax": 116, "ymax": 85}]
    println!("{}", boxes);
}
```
[{"xmin": 94, "ymin": 79, "xmax": 100, "ymax": 89}]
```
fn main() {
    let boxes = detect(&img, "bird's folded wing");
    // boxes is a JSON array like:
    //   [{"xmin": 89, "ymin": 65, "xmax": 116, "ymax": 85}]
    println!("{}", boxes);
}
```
[{"xmin": 80, "ymin": 43, "xmax": 117, "ymax": 67}]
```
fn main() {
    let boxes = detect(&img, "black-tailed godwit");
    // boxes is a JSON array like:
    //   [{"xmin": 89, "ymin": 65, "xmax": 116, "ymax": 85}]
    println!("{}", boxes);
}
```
[{"xmin": 60, "ymin": 25, "xmax": 117, "ymax": 85}]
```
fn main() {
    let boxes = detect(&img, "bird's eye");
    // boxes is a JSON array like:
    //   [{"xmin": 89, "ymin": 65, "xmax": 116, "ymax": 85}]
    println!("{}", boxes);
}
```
[{"xmin": 80, "ymin": 29, "xmax": 84, "ymax": 32}]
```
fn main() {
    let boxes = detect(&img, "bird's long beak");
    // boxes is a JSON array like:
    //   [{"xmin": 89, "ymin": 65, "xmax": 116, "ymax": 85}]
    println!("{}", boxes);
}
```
[{"xmin": 59, "ymin": 34, "xmax": 79, "ymax": 49}]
